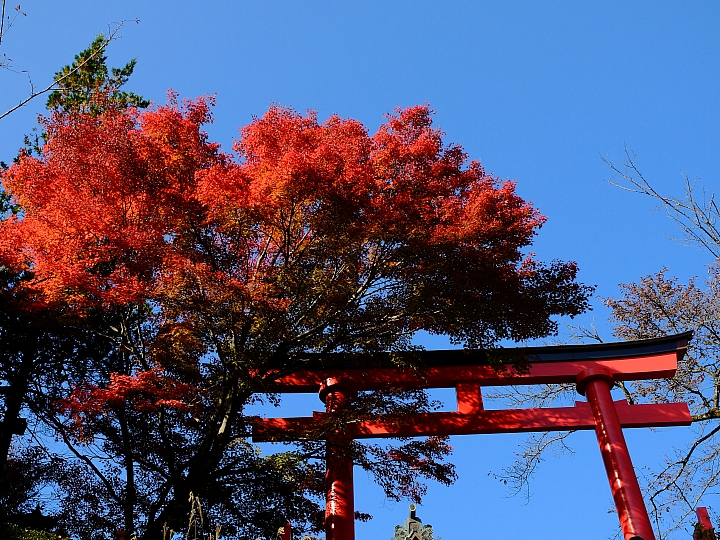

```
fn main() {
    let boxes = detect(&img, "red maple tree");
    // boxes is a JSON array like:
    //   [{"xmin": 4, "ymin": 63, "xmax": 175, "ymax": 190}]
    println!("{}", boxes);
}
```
[{"xmin": 0, "ymin": 96, "xmax": 592, "ymax": 538}]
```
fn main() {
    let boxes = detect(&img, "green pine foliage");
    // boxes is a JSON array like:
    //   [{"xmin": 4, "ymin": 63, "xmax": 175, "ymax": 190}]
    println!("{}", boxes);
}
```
[
  {"xmin": 46, "ymin": 34, "xmax": 150, "ymax": 115},
  {"xmin": 21, "ymin": 34, "xmax": 150, "ymax": 157}
]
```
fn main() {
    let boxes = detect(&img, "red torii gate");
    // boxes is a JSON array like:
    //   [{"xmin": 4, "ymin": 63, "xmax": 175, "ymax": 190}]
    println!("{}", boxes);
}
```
[{"xmin": 253, "ymin": 332, "xmax": 693, "ymax": 540}]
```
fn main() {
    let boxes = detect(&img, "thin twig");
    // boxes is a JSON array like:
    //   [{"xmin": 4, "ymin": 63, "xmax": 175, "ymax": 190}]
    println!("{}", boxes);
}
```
[
  {"xmin": 603, "ymin": 146, "xmax": 720, "ymax": 258},
  {"xmin": 0, "ymin": 18, "xmax": 139, "ymax": 121},
  {"xmin": 0, "ymin": 0, "xmax": 6, "ymax": 46}
]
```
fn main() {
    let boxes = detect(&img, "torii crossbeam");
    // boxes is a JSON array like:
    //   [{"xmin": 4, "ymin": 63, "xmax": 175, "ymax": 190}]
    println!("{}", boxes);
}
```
[{"xmin": 253, "ymin": 332, "xmax": 693, "ymax": 540}]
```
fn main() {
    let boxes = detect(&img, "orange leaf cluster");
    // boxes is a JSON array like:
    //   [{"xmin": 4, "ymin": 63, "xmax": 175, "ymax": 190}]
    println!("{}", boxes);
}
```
[{"xmin": 58, "ymin": 368, "xmax": 199, "ymax": 440}]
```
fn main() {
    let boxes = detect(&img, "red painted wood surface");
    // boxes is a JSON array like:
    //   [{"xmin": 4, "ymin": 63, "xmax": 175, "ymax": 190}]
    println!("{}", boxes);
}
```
[
  {"xmin": 321, "ymin": 380, "xmax": 356, "ymax": 540},
  {"xmin": 252, "ymin": 333, "xmax": 693, "ymax": 540},
  {"xmin": 253, "ymin": 400, "xmax": 691, "ymax": 441},
  {"xmin": 579, "ymin": 368, "xmax": 655, "ymax": 540},
  {"xmin": 265, "ymin": 351, "xmax": 680, "ymax": 393},
  {"xmin": 455, "ymin": 383, "xmax": 483, "ymax": 414},
  {"xmin": 694, "ymin": 507, "xmax": 714, "ymax": 540}
]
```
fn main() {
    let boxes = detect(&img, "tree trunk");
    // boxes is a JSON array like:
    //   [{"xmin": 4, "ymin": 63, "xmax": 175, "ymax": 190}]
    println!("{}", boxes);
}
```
[
  {"xmin": 142, "ymin": 380, "xmax": 247, "ymax": 539},
  {"xmin": 0, "ymin": 343, "xmax": 35, "ymax": 522},
  {"xmin": 119, "ymin": 410, "xmax": 136, "ymax": 538}
]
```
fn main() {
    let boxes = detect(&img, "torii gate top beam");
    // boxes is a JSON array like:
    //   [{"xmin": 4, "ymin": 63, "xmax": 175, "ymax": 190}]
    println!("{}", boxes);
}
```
[
  {"xmin": 256, "ymin": 332, "xmax": 693, "ymax": 540},
  {"xmin": 265, "ymin": 331, "xmax": 692, "ymax": 393}
]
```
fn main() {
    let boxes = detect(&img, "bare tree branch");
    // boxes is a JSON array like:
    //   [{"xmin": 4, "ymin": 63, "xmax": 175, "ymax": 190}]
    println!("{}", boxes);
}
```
[
  {"xmin": 0, "ymin": 18, "xmax": 138, "ymax": 121},
  {"xmin": 603, "ymin": 146, "xmax": 720, "ymax": 258},
  {"xmin": 491, "ymin": 150, "xmax": 720, "ymax": 537},
  {"xmin": 0, "ymin": 1, "xmax": 6, "ymax": 47},
  {"xmin": 490, "ymin": 430, "xmax": 577, "ymax": 502},
  {"xmin": 1, "ymin": 3, "xmax": 27, "ymax": 69}
]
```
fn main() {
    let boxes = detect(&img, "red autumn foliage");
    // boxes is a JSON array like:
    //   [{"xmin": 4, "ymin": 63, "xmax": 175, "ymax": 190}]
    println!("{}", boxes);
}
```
[
  {"xmin": 59, "ymin": 369, "xmax": 199, "ymax": 438},
  {"xmin": 0, "ymin": 94, "xmax": 592, "ymax": 537},
  {"xmin": 1, "ymin": 98, "xmax": 587, "ymax": 347},
  {"xmin": 0, "ymin": 92, "xmax": 218, "ymax": 309}
]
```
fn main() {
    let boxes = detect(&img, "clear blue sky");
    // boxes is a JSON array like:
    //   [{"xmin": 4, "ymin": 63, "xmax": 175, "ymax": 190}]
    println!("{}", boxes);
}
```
[{"xmin": 2, "ymin": 2, "xmax": 719, "ymax": 538}]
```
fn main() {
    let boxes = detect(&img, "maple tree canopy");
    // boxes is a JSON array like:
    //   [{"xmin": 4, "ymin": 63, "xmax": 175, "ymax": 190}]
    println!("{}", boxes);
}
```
[
  {"xmin": 0, "ymin": 94, "xmax": 592, "ymax": 537},
  {"xmin": 1, "ymin": 95, "xmax": 590, "ymax": 356}
]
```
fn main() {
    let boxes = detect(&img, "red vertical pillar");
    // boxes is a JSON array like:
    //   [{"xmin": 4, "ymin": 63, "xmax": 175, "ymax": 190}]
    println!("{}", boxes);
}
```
[
  {"xmin": 320, "ymin": 378, "xmax": 355, "ymax": 540},
  {"xmin": 280, "ymin": 522, "xmax": 292, "ymax": 540},
  {"xmin": 694, "ymin": 507, "xmax": 714, "ymax": 540},
  {"xmin": 577, "ymin": 367, "xmax": 655, "ymax": 540}
]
